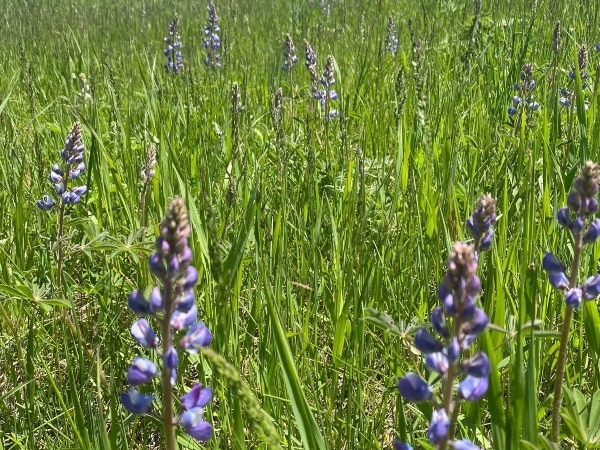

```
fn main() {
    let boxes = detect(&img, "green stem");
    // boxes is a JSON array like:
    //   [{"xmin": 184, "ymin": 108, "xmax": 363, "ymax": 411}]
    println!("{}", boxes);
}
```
[
  {"xmin": 551, "ymin": 236, "xmax": 583, "ymax": 442},
  {"xmin": 289, "ymin": 70, "xmax": 294, "ymax": 134},
  {"xmin": 162, "ymin": 276, "xmax": 177, "ymax": 450},
  {"xmin": 566, "ymin": 94, "xmax": 575, "ymax": 160},
  {"xmin": 56, "ymin": 203, "xmax": 66, "ymax": 293},
  {"xmin": 141, "ymin": 182, "xmax": 148, "ymax": 229},
  {"xmin": 438, "ymin": 362, "xmax": 457, "ymax": 450},
  {"xmin": 439, "ymin": 313, "xmax": 464, "ymax": 450}
]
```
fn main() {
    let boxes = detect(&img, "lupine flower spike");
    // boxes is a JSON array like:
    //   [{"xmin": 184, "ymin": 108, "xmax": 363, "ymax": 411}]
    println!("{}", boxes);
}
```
[
  {"xmin": 466, "ymin": 194, "xmax": 497, "ymax": 252},
  {"xmin": 385, "ymin": 16, "xmax": 399, "ymax": 55},
  {"xmin": 204, "ymin": 1, "xmax": 222, "ymax": 68},
  {"xmin": 164, "ymin": 15, "xmax": 183, "ymax": 74},
  {"xmin": 304, "ymin": 39, "xmax": 319, "ymax": 102},
  {"xmin": 121, "ymin": 198, "xmax": 214, "ymax": 448},
  {"xmin": 559, "ymin": 44, "xmax": 590, "ymax": 110},
  {"xmin": 542, "ymin": 162, "xmax": 600, "ymax": 442},
  {"xmin": 314, "ymin": 55, "xmax": 339, "ymax": 119},
  {"xmin": 37, "ymin": 122, "xmax": 87, "ymax": 211},
  {"xmin": 508, "ymin": 62, "xmax": 540, "ymax": 121},
  {"xmin": 395, "ymin": 196, "xmax": 496, "ymax": 450},
  {"xmin": 282, "ymin": 34, "xmax": 298, "ymax": 71}
]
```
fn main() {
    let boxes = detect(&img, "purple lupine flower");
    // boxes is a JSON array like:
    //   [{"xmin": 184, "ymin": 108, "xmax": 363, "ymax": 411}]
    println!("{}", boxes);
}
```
[
  {"xmin": 393, "ymin": 442, "xmax": 413, "ymax": 450},
  {"xmin": 548, "ymin": 271, "xmax": 569, "ymax": 290},
  {"xmin": 171, "ymin": 304, "xmax": 198, "ymax": 330},
  {"xmin": 453, "ymin": 440, "xmax": 480, "ymax": 450},
  {"xmin": 149, "ymin": 252, "xmax": 167, "ymax": 277},
  {"xmin": 583, "ymin": 275, "xmax": 600, "ymax": 299},
  {"xmin": 175, "ymin": 290, "xmax": 195, "ymax": 312},
  {"xmin": 127, "ymin": 357, "xmax": 159, "ymax": 386},
  {"xmin": 458, "ymin": 375, "xmax": 489, "ymax": 401},
  {"xmin": 425, "ymin": 352, "xmax": 449, "ymax": 374},
  {"xmin": 462, "ymin": 308, "xmax": 488, "ymax": 336},
  {"xmin": 164, "ymin": 346, "xmax": 179, "ymax": 386},
  {"xmin": 282, "ymin": 34, "xmax": 298, "ymax": 71},
  {"xmin": 36, "ymin": 122, "xmax": 87, "ymax": 210},
  {"xmin": 427, "ymin": 409, "xmax": 450, "ymax": 444},
  {"xmin": 461, "ymin": 352, "xmax": 490, "ymax": 377},
  {"xmin": 398, "ymin": 372, "xmax": 432, "ymax": 402},
  {"xmin": 179, "ymin": 321, "xmax": 213, "ymax": 352},
  {"xmin": 164, "ymin": 15, "xmax": 184, "ymax": 74},
  {"xmin": 121, "ymin": 198, "xmax": 214, "ymax": 442},
  {"xmin": 542, "ymin": 252, "xmax": 566, "ymax": 273},
  {"xmin": 181, "ymin": 407, "xmax": 213, "ymax": 441},
  {"xmin": 447, "ymin": 337, "xmax": 460, "ymax": 363},
  {"xmin": 131, "ymin": 319, "xmax": 159, "ymax": 348},
  {"xmin": 37, "ymin": 195, "xmax": 55, "ymax": 211},
  {"xmin": 128, "ymin": 290, "xmax": 151, "ymax": 315},
  {"xmin": 431, "ymin": 307, "xmax": 450, "ymax": 338},
  {"xmin": 203, "ymin": 1, "xmax": 222, "ymax": 68},
  {"xmin": 565, "ymin": 288, "xmax": 583, "ymax": 308},
  {"xmin": 385, "ymin": 16, "xmax": 399, "ymax": 55},
  {"xmin": 583, "ymin": 218, "xmax": 600, "ymax": 243},
  {"xmin": 148, "ymin": 286, "xmax": 164, "ymax": 312},
  {"xmin": 414, "ymin": 328, "xmax": 444, "ymax": 353},
  {"xmin": 181, "ymin": 383, "xmax": 212, "ymax": 410},
  {"xmin": 120, "ymin": 388, "xmax": 154, "ymax": 414},
  {"xmin": 559, "ymin": 97, "xmax": 571, "ymax": 107}
]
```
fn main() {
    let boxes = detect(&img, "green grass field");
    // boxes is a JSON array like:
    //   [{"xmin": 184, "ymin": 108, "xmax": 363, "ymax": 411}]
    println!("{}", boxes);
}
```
[{"xmin": 1, "ymin": 0, "xmax": 600, "ymax": 448}]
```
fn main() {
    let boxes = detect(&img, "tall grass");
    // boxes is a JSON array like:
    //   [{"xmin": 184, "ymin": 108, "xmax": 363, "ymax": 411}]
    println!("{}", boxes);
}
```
[{"xmin": 0, "ymin": 0, "xmax": 599, "ymax": 448}]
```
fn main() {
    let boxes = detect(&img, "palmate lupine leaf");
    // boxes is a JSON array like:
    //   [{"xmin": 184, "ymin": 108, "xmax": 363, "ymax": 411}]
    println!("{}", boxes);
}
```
[{"xmin": 562, "ymin": 387, "xmax": 600, "ymax": 447}]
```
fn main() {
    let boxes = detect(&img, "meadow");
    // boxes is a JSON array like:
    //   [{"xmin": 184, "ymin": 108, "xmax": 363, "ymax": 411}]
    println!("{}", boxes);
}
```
[{"xmin": 1, "ymin": 0, "xmax": 600, "ymax": 448}]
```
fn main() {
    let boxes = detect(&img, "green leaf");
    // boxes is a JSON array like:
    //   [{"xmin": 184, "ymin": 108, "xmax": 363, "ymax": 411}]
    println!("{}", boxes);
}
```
[
  {"xmin": 263, "ymin": 272, "xmax": 327, "ymax": 450},
  {"xmin": 363, "ymin": 307, "xmax": 403, "ymax": 336}
]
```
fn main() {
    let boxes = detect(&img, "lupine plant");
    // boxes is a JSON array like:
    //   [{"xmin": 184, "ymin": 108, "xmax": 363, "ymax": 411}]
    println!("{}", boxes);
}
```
[
  {"xmin": 121, "ymin": 198, "xmax": 214, "ymax": 448},
  {"xmin": 541, "ymin": 161, "xmax": 600, "ymax": 442},
  {"xmin": 508, "ymin": 62, "xmax": 540, "ymax": 128},
  {"xmin": 203, "ymin": 1, "xmax": 222, "ymax": 68},
  {"xmin": 303, "ymin": 39, "xmax": 319, "ymax": 104},
  {"xmin": 314, "ymin": 55, "xmax": 339, "ymax": 119},
  {"xmin": 559, "ymin": 44, "xmax": 590, "ymax": 109},
  {"xmin": 282, "ymin": 34, "xmax": 298, "ymax": 72},
  {"xmin": 394, "ymin": 195, "xmax": 497, "ymax": 450},
  {"xmin": 36, "ymin": 121, "xmax": 87, "ymax": 291},
  {"xmin": 164, "ymin": 14, "xmax": 184, "ymax": 74}
]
